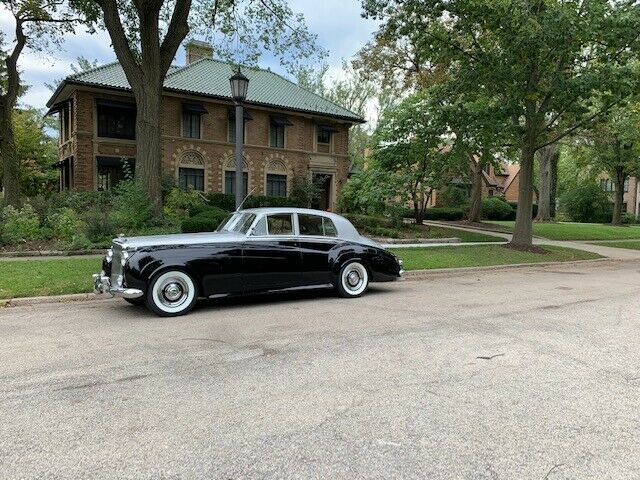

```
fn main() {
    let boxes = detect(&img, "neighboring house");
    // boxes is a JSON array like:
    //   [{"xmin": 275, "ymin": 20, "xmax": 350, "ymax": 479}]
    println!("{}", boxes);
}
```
[
  {"xmin": 598, "ymin": 174, "xmax": 640, "ymax": 216},
  {"xmin": 46, "ymin": 41, "xmax": 365, "ymax": 211},
  {"xmin": 429, "ymin": 161, "xmax": 522, "ymax": 207}
]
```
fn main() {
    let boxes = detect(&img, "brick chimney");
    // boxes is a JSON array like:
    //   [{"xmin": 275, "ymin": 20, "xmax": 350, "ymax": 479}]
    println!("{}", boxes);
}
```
[{"xmin": 185, "ymin": 40, "xmax": 214, "ymax": 64}]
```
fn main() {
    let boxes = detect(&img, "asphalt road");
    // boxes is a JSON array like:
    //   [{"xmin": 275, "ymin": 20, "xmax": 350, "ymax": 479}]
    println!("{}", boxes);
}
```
[{"xmin": 1, "ymin": 260, "xmax": 639, "ymax": 479}]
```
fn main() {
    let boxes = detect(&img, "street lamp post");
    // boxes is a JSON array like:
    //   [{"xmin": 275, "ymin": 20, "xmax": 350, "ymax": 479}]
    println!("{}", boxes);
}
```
[{"xmin": 229, "ymin": 68, "xmax": 250, "ymax": 209}]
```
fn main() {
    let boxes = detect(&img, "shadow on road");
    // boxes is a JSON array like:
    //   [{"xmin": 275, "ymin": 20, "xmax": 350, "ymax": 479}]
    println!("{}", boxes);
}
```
[{"xmin": 107, "ymin": 284, "xmax": 397, "ymax": 319}]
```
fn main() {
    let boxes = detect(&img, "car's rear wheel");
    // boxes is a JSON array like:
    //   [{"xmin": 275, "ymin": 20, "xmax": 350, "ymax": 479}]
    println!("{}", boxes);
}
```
[
  {"xmin": 336, "ymin": 261, "xmax": 369, "ymax": 298},
  {"xmin": 145, "ymin": 270, "xmax": 198, "ymax": 317}
]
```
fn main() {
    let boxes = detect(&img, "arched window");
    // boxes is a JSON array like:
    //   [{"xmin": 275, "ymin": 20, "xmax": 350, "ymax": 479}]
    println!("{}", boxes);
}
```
[
  {"xmin": 265, "ymin": 159, "xmax": 288, "ymax": 197},
  {"xmin": 223, "ymin": 156, "xmax": 249, "ymax": 196}
]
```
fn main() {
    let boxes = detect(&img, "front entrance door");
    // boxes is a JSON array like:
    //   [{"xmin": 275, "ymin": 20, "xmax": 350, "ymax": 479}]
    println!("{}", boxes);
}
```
[{"xmin": 312, "ymin": 173, "xmax": 332, "ymax": 211}]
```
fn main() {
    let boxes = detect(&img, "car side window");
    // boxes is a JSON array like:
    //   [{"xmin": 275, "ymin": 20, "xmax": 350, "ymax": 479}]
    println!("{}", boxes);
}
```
[
  {"xmin": 298, "ymin": 214, "xmax": 323, "ymax": 235},
  {"xmin": 267, "ymin": 214, "xmax": 293, "ymax": 235},
  {"xmin": 251, "ymin": 216, "xmax": 267, "ymax": 236},
  {"xmin": 298, "ymin": 214, "xmax": 338, "ymax": 237}
]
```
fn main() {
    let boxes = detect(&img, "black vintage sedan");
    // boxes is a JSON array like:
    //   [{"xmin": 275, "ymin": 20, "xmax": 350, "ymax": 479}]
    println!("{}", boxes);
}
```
[{"xmin": 93, "ymin": 208, "xmax": 404, "ymax": 316}]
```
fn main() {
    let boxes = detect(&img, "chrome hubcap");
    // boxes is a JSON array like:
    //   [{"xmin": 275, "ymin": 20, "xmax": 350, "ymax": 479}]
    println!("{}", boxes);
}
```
[
  {"xmin": 347, "ymin": 271, "xmax": 360, "ymax": 287},
  {"xmin": 158, "ymin": 278, "xmax": 189, "ymax": 307},
  {"xmin": 163, "ymin": 283, "xmax": 183, "ymax": 302}
]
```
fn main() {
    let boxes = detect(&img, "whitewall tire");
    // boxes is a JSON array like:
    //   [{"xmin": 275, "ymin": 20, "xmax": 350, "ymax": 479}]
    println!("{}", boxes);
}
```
[
  {"xmin": 337, "ymin": 261, "xmax": 369, "ymax": 298},
  {"xmin": 146, "ymin": 270, "xmax": 198, "ymax": 317}
]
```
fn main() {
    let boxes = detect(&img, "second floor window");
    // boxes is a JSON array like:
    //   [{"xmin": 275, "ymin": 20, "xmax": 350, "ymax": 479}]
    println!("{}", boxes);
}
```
[
  {"xmin": 269, "ymin": 116, "xmax": 291, "ymax": 148},
  {"xmin": 316, "ymin": 124, "xmax": 337, "ymax": 153},
  {"xmin": 229, "ymin": 109, "xmax": 252, "ymax": 144},
  {"xmin": 181, "ymin": 103, "xmax": 207, "ymax": 139},
  {"xmin": 182, "ymin": 112, "xmax": 201, "ymax": 139},
  {"xmin": 97, "ymin": 100, "xmax": 136, "ymax": 139},
  {"xmin": 270, "ymin": 123, "xmax": 285, "ymax": 148}
]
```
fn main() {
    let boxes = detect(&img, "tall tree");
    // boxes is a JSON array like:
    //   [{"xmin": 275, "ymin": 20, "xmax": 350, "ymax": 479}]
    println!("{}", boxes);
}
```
[
  {"xmin": 74, "ymin": 0, "xmax": 323, "ymax": 214},
  {"xmin": 13, "ymin": 107, "xmax": 59, "ymax": 196},
  {"xmin": 535, "ymin": 143, "xmax": 560, "ymax": 222},
  {"xmin": 1, "ymin": 0, "xmax": 81, "ymax": 207},
  {"xmin": 362, "ymin": 0, "xmax": 640, "ymax": 247},
  {"xmin": 372, "ymin": 91, "xmax": 465, "ymax": 224},
  {"xmin": 576, "ymin": 103, "xmax": 640, "ymax": 225}
]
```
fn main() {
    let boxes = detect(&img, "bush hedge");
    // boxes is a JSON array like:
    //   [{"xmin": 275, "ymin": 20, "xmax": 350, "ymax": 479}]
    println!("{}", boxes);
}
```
[
  {"xmin": 181, "ymin": 206, "xmax": 229, "ymax": 233},
  {"xmin": 206, "ymin": 193, "xmax": 303, "ymax": 211},
  {"xmin": 424, "ymin": 207, "xmax": 466, "ymax": 221},
  {"xmin": 481, "ymin": 197, "xmax": 513, "ymax": 220},
  {"xmin": 559, "ymin": 182, "xmax": 612, "ymax": 223}
]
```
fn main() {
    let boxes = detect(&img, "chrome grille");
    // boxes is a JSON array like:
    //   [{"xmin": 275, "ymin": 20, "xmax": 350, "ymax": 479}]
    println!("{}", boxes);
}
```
[{"xmin": 110, "ymin": 244, "xmax": 123, "ymax": 287}]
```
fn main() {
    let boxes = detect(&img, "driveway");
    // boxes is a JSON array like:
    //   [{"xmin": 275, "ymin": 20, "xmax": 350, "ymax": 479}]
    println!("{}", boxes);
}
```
[{"xmin": 1, "ymin": 260, "xmax": 639, "ymax": 479}]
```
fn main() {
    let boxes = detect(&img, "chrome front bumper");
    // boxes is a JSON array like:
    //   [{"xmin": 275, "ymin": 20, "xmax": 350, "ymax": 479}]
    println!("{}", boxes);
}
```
[{"xmin": 93, "ymin": 273, "xmax": 143, "ymax": 299}]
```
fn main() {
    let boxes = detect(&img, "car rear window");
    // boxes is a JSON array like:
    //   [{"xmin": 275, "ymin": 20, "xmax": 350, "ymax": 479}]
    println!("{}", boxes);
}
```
[{"xmin": 298, "ymin": 214, "xmax": 338, "ymax": 237}]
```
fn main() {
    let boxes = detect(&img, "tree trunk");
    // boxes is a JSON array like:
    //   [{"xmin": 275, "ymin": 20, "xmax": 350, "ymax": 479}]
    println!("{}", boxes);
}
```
[
  {"xmin": 549, "ymin": 151, "xmax": 559, "ymax": 219},
  {"xmin": 133, "ymin": 85, "xmax": 163, "ymax": 215},
  {"xmin": 468, "ymin": 155, "xmax": 483, "ymax": 223},
  {"xmin": 612, "ymin": 165, "xmax": 626, "ymax": 225},
  {"xmin": 535, "ymin": 144, "xmax": 556, "ymax": 222},
  {"xmin": 0, "ymin": 107, "xmax": 21, "ymax": 207},
  {"xmin": 511, "ymin": 144, "xmax": 536, "ymax": 248}
]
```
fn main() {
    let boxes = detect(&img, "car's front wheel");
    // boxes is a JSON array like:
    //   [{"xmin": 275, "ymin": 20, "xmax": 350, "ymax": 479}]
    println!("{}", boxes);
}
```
[
  {"xmin": 146, "ymin": 270, "xmax": 198, "ymax": 317},
  {"xmin": 336, "ymin": 261, "xmax": 369, "ymax": 298}
]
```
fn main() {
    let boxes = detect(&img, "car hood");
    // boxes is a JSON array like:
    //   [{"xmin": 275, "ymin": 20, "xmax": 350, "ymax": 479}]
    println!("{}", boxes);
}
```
[{"xmin": 113, "ymin": 231, "xmax": 245, "ymax": 249}]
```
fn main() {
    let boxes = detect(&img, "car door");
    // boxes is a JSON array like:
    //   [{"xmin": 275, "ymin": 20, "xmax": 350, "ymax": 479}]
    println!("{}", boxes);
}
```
[
  {"xmin": 296, "ymin": 213, "xmax": 342, "ymax": 286},
  {"xmin": 242, "ymin": 213, "xmax": 303, "ymax": 293}
]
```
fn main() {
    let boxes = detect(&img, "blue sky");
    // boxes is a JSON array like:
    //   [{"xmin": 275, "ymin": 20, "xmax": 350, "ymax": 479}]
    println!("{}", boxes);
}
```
[{"xmin": 0, "ymin": 0, "xmax": 379, "ymax": 110}]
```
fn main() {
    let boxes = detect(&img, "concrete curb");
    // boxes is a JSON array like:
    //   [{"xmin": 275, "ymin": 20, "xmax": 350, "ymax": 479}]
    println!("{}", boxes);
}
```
[
  {"xmin": 1, "ymin": 258, "xmax": 623, "ymax": 309},
  {"xmin": 373, "ymin": 237, "xmax": 461, "ymax": 245},
  {"xmin": 0, "ymin": 250, "xmax": 104, "ymax": 258},
  {"xmin": 0, "ymin": 292, "xmax": 107, "ymax": 308},
  {"xmin": 402, "ymin": 257, "xmax": 619, "ymax": 280}
]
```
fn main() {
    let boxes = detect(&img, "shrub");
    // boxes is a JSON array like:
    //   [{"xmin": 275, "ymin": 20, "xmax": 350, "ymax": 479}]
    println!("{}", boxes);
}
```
[
  {"xmin": 83, "ymin": 208, "xmax": 115, "ymax": 243},
  {"xmin": 481, "ymin": 197, "xmax": 514, "ymax": 220},
  {"xmin": 506, "ymin": 201, "xmax": 538, "ymax": 220},
  {"xmin": 0, "ymin": 204, "xmax": 41, "ymax": 244},
  {"xmin": 424, "ymin": 207, "xmax": 466, "ymax": 221},
  {"xmin": 164, "ymin": 188, "xmax": 205, "ymax": 220},
  {"xmin": 206, "ymin": 192, "xmax": 302, "ymax": 211},
  {"xmin": 436, "ymin": 186, "xmax": 470, "ymax": 208},
  {"xmin": 111, "ymin": 180, "xmax": 154, "ymax": 231},
  {"xmin": 47, "ymin": 207, "xmax": 85, "ymax": 242},
  {"xmin": 342, "ymin": 213, "xmax": 395, "ymax": 231},
  {"xmin": 559, "ymin": 182, "xmax": 613, "ymax": 223},
  {"xmin": 181, "ymin": 207, "xmax": 229, "ymax": 233},
  {"xmin": 69, "ymin": 233, "xmax": 94, "ymax": 251},
  {"xmin": 621, "ymin": 212, "xmax": 638, "ymax": 225},
  {"xmin": 206, "ymin": 193, "xmax": 236, "ymax": 212}
]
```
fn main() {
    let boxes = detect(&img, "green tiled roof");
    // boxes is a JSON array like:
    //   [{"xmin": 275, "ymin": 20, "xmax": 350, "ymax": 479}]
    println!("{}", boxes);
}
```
[{"xmin": 53, "ymin": 59, "xmax": 364, "ymax": 123}]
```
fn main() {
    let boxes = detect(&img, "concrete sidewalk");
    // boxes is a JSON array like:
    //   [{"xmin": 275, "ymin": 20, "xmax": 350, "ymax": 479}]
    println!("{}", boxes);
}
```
[{"xmin": 394, "ymin": 221, "xmax": 640, "ymax": 260}]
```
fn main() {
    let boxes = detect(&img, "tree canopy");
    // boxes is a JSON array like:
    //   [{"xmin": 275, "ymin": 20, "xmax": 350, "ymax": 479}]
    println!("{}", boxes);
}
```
[{"xmin": 362, "ymin": 0, "xmax": 640, "ymax": 246}]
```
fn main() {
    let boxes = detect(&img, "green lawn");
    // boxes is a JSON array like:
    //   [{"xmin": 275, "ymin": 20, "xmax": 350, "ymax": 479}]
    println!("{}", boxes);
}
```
[
  {"xmin": 389, "ymin": 244, "xmax": 601, "ymax": 271},
  {"xmin": 487, "ymin": 221, "xmax": 640, "ymax": 241},
  {"xmin": 591, "ymin": 240, "xmax": 640, "ymax": 250},
  {"xmin": 0, "ymin": 257, "xmax": 99, "ymax": 300},
  {"xmin": 363, "ymin": 224, "xmax": 502, "ymax": 243}
]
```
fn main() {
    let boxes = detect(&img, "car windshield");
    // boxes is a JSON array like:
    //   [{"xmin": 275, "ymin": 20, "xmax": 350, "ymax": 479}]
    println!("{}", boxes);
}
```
[{"xmin": 216, "ymin": 212, "xmax": 257, "ymax": 234}]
